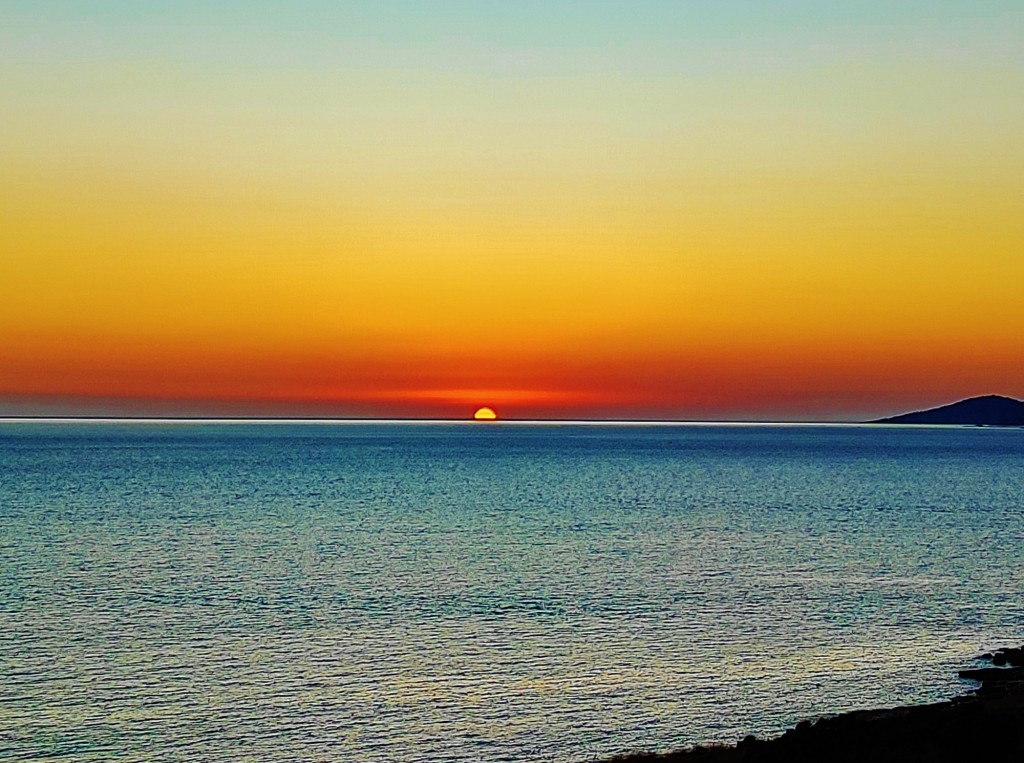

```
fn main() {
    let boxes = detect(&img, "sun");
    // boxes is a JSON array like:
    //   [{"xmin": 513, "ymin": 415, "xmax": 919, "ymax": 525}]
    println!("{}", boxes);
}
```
[{"xmin": 473, "ymin": 406, "xmax": 498, "ymax": 421}]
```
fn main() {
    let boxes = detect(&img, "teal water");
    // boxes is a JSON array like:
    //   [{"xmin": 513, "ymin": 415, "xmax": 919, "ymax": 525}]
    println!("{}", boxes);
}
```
[{"xmin": 1, "ymin": 422, "xmax": 1022, "ymax": 761}]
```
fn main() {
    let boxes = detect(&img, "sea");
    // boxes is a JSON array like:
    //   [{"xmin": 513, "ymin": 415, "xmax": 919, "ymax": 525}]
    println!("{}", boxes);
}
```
[{"xmin": 1, "ymin": 421, "xmax": 1022, "ymax": 762}]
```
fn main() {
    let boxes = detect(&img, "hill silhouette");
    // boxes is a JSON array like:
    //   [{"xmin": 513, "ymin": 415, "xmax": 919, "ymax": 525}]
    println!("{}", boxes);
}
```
[{"xmin": 872, "ymin": 395, "xmax": 1024, "ymax": 426}]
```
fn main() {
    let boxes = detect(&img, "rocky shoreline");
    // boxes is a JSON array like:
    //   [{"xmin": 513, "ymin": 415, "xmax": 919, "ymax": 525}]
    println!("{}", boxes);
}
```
[{"xmin": 603, "ymin": 646, "xmax": 1024, "ymax": 763}]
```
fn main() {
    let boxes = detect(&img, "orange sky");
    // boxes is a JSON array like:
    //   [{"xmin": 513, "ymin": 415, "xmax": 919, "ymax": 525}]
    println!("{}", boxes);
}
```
[{"xmin": 2, "ymin": 3, "xmax": 1022, "ymax": 420}]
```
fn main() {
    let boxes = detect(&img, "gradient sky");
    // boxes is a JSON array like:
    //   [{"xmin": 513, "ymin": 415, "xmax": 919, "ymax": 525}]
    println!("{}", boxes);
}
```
[{"xmin": 2, "ymin": 1, "xmax": 1022, "ymax": 420}]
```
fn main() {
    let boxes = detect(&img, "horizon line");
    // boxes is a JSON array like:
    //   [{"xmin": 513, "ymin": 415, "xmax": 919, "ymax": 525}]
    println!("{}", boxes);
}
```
[{"xmin": 0, "ymin": 415, "xmax": 944, "ymax": 427}]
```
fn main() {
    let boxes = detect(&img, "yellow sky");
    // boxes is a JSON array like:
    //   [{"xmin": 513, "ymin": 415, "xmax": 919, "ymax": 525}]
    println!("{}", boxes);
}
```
[{"xmin": 2, "ymin": 3, "xmax": 1022, "ymax": 418}]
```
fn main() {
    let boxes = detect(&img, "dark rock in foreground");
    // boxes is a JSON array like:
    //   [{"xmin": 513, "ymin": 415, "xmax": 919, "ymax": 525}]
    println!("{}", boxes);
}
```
[
  {"xmin": 602, "ymin": 647, "xmax": 1024, "ymax": 763},
  {"xmin": 871, "ymin": 395, "xmax": 1024, "ymax": 426}
]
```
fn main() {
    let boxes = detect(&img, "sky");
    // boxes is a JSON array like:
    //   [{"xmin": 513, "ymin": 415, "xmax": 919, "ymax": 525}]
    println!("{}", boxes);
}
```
[{"xmin": 2, "ymin": 1, "xmax": 1022, "ymax": 420}]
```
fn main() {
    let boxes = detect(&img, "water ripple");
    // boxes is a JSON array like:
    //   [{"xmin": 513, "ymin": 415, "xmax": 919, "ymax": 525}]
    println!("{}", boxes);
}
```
[{"xmin": 1, "ymin": 423, "xmax": 1022, "ymax": 761}]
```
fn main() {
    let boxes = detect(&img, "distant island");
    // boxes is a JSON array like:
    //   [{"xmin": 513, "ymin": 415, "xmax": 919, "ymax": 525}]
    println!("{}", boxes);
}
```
[{"xmin": 870, "ymin": 395, "xmax": 1024, "ymax": 426}]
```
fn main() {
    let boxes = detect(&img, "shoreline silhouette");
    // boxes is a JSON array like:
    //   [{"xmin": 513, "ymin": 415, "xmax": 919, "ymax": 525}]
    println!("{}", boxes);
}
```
[{"xmin": 602, "ymin": 647, "xmax": 1024, "ymax": 762}]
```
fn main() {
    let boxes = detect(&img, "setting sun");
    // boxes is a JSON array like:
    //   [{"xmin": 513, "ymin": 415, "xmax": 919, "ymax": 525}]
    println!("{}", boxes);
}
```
[{"xmin": 473, "ymin": 407, "xmax": 498, "ymax": 421}]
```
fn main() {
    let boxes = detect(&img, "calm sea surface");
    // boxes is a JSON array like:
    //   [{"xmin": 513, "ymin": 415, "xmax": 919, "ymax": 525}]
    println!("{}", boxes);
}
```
[{"xmin": 1, "ymin": 422, "xmax": 1022, "ymax": 762}]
